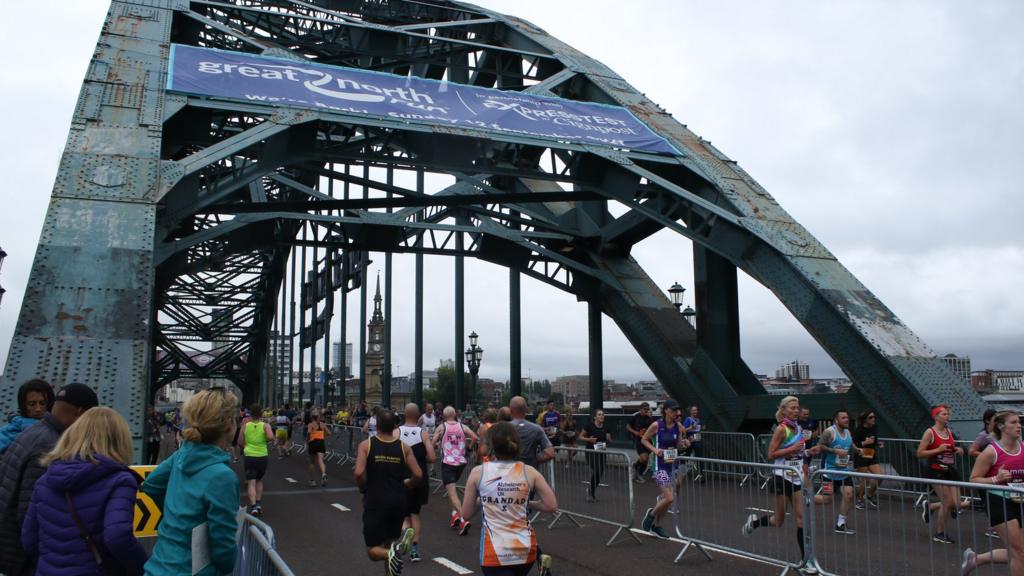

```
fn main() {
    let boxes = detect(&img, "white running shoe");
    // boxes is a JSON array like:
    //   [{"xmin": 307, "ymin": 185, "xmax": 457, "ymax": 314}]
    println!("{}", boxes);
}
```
[
  {"xmin": 961, "ymin": 548, "xmax": 977, "ymax": 576},
  {"xmin": 742, "ymin": 513, "xmax": 757, "ymax": 536}
]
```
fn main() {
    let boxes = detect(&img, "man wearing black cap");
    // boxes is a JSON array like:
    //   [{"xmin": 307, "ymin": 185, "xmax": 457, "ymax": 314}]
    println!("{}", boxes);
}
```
[{"xmin": 0, "ymin": 382, "xmax": 98, "ymax": 575}]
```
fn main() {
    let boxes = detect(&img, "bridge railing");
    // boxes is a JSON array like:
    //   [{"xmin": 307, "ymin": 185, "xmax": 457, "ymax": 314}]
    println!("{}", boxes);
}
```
[
  {"xmin": 234, "ymin": 513, "xmax": 296, "ymax": 576},
  {"xmin": 546, "ymin": 445, "xmax": 640, "ymax": 546}
]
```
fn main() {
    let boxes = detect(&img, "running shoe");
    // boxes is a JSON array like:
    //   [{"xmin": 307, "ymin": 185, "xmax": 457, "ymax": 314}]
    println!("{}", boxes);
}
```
[
  {"xmin": 538, "ymin": 554, "xmax": 553, "ymax": 576},
  {"xmin": 834, "ymin": 523, "xmax": 856, "ymax": 535},
  {"xmin": 984, "ymin": 527, "xmax": 1000, "ymax": 539},
  {"xmin": 321, "ymin": 474, "xmax": 328, "ymax": 487},
  {"xmin": 650, "ymin": 525, "xmax": 669, "ymax": 539},
  {"xmin": 309, "ymin": 480, "xmax": 317, "ymax": 487},
  {"xmin": 449, "ymin": 510, "xmax": 460, "ymax": 529},
  {"xmin": 867, "ymin": 495, "xmax": 879, "ymax": 508},
  {"xmin": 742, "ymin": 513, "xmax": 757, "ymax": 537},
  {"xmin": 251, "ymin": 504, "xmax": 262, "ymax": 517},
  {"xmin": 921, "ymin": 503, "xmax": 931, "ymax": 524},
  {"xmin": 961, "ymin": 547, "xmax": 977, "ymax": 575},
  {"xmin": 933, "ymin": 532, "xmax": 956, "ymax": 544},
  {"xmin": 386, "ymin": 546, "xmax": 404, "ymax": 576},
  {"xmin": 641, "ymin": 507, "xmax": 655, "ymax": 532},
  {"xmin": 395, "ymin": 527, "xmax": 414, "ymax": 556},
  {"xmin": 854, "ymin": 499, "xmax": 865, "ymax": 511},
  {"xmin": 458, "ymin": 519, "xmax": 472, "ymax": 536},
  {"xmin": 409, "ymin": 544, "xmax": 421, "ymax": 563}
]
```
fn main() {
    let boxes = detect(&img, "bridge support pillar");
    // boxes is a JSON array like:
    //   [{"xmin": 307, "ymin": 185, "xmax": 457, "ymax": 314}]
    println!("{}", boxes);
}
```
[
  {"xmin": 509, "ymin": 268, "xmax": 522, "ymax": 399},
  {"xmin": 414, "ymin": 250, "xmax": 424, "ymax": 407},
  {"xmin": 454, "ymin": 233, "xmax": 465, "ymax": 410},
  {"xmin": 588, "ymin": 302, "xmax": 604, "ymax": 413}
]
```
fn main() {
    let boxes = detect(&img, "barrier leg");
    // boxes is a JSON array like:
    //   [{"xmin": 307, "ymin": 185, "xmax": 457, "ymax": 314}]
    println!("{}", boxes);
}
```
[{"xmin": 547, "ymin": 511, "xmax": 583, "ymax": 530}]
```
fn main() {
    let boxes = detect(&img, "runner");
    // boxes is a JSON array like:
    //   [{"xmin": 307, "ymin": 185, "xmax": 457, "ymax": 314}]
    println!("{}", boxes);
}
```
[
  {"xmin": 580, "ymin": 409, "xmax": 612, "ymax": 502},
  {"xmin": 307, "ymin": 411, "xmax": 327, "ymax": 487},
  {"xmin": 477, "ymin": 408, "xmax": 498, "ymax": 463},
  {"xmin": 798, "ymin": 407, "xmax": 818, "ymax": 484},
  {"xmin": 539, "ymin": 400, "xmax": 561, "ymax": 450},
  {"xmin": 399, "ymin": 403, "xmax": 435, "ymax": 563},
  {"xmin": 230, "ymin": 407, "xmax": 245, "ymax": 463},
  {"xmin": 962, "ymin": 411, "xmax": 1024, "ymax": 575},
  {"xmin": 682, "ymin": 405, "xmax": 704, "ymax": 481},
  {"xmin": 916, "ymin": 403, "xmax": 966, "ymax": 544},
  {"xmin": 509, "ymin": 396, "xmax": 555, "ymax": 469},
  {"xmin": 273, "ymin": 408, "xmax": 292, "ymax": 458},
  {"xmin": 742, "ymin": 396, "xmax": 818, "ymax": 561},
  {"xmin": 817, "ymin": 409, "xmax": 858, "ymax": 534},
  {"xmin": 239, "ymin": 403, "xmax": 274, "ymax": 516},
  {"xmin": 640, "ymin": 399, "xmax": 690, "ymax": 539},
  {"xmin": 460, "ymin": 421, "xmax": 557, "ymax": 576},
  {"xmin": 627, "ymin": 402, "xmax": 654, "ymax": 483},
  {"xmin": 432, "ymin": 406, "xmax": 479, "ymax": 535},
  {"xmin": 364, "ymin": 406, "xmax": 380, "ymax": 437},
  {"xmin": 970, "ymin": 409, "xmax": 998, "ymax": 458},
  {"xmin": 852, "ymin": 410, "xmax": 882, "ymax": 510},
  {"xmin": 355, "ymin": 409, "xmax": 422, "ymax": 576},
  {"xmin": 418, "ymin": 403, "xmax": 438, "ymax": 439}
]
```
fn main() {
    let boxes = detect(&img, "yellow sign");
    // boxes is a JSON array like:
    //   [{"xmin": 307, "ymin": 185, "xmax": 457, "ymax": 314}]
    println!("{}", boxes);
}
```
[{"xmin": 131, "ymin": 465, "xmax": 162, "ymax": 538}]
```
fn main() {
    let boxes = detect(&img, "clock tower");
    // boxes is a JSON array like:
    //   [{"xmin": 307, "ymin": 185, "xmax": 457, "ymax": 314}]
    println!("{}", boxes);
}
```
[{"xmin": 365, "ymin": 274, "xmax": 385, "ymax": 405}]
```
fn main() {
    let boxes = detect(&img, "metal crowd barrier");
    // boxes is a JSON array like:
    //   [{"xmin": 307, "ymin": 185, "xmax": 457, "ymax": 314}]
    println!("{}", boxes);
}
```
[
  {"xmin": 698, "ymin": 431, "xmax": 758, "ymax": 485},
  {"xmin": 871, "ymin": 437, "xmax": 976, "ymax": 505},
  {"xmin": 804, "ymin": 468, "xmax": 1024, "ymax": 576},
  {"xmin": 234, "ymin": 513, "xmax": 296, "ymax": 576},
  {"xmin": 324, "ymin": 424, "xmax": 364, "ymax": 466},
  {"xmin": 546, "ymin": 445, "xmax": 640, "ymax": 546},
  {"xmin": 670, "ymin": 455, "xmax": 809, "ymax": 575}
]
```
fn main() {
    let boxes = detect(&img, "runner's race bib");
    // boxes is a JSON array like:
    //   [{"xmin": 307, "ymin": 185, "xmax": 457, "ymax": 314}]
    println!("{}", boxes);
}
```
[
  {"xmin": 938, "ymin": 451, "xmax": 955, "ymax": 467},
  {"xmin": 1010, "ymin": 481, "xmax": 1024, "ymax": 503},
  {"xmin": 595, "ymin": 442, "xmax": 607, "ymax": 451},
  {"xmin": 836, "ymin": 455, "xmax": 849, "ymax": 468},
  {"xmin": 663, "ymin": 448, "xmax": 678, "ymax": 463},
  {"xmin": 785, "ymin": 467, "xmax": 800, "ymax": 479},
  {"xmin": 860, "ymin": 447, "xmax": 875, "ymax": 459},
  {"xmin": 691, "ymin": 433, "xmax": 701, "ymax": 442}
]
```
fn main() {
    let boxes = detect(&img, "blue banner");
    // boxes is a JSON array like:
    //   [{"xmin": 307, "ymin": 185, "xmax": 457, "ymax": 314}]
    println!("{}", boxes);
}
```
[{"xmin": 167, "ymin": 44, "xmax": 679, "ymax": 156}]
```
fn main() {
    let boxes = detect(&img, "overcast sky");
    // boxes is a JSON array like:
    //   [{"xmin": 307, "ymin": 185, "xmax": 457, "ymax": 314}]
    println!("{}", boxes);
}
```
[{"xmin": 1, "ymin": 1, "xmax": 1021, "ymax": 386}]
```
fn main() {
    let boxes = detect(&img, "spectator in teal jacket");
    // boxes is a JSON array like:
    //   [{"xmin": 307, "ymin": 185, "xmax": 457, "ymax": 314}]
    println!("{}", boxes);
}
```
[
  {"xmin": 142, "ymin": 389, "xmax": 239, "ymax": 576},
  {"xmin": 0, "ymin": 380, "xmax": 54, "ymax": 455}
]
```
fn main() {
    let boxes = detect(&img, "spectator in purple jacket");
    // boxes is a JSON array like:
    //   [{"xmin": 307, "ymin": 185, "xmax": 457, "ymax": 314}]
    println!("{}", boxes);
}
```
[{"xmin": 21, "ymin": 407, "xmax": 147, "ymax": 576}]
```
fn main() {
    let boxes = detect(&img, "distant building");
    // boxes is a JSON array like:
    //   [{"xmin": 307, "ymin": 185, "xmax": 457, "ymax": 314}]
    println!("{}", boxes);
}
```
[
  {"xmin": 776, "ymin": 361, "xmax": 810, "ymax": 382},
  {"xmin": 941, "ymin": 354, "xmax": 971, "ymax": 383},
  {"xmin": 605, "ymin": 381, "xmax": 635, "ymax": 402},
  {"xmin": 552, "ymin": 375, "xmax": 590, "ymax": 405},
  {"xmin": 331, "ymin": 342, "xmax": 353, "ymax": 379},
  {"xmin": 636, "ymin": 381, "xmax": 666, "ymax": 399},
  {"xmin": 972, "ymin": 370, "xmax": 1024, "ymax": 394},
  {"xmin": 269, "ymin": 330, "xmax": 292, "ymax": 402},
  {"xmin": 478, "ymin": 378, "xmax": 503, "ymax": 405}
]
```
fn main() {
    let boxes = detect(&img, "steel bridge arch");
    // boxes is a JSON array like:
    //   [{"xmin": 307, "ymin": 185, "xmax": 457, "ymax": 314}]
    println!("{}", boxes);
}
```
[{"xmin": 0, "ymin": 1, "xmax": 983, "ymax": 454}]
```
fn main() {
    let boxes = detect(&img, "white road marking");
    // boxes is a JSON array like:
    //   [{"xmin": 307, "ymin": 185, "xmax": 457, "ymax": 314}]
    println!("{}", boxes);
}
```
[
  {"xmin": 433, "ymin": 557, "xmax": 473, "ymax": 574},
  {"xmin": 284, "ymin": 477, "xmax": 296, "ymax": 483},
  {"xmin": 331, "ymin": 503, "xmax": 350, "ymax": 512}
]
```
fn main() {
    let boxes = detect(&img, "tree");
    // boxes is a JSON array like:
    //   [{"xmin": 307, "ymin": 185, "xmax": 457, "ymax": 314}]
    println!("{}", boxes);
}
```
[{"xmin": 423, "ymin": 364, "xmax": 480, "ymax": 407}]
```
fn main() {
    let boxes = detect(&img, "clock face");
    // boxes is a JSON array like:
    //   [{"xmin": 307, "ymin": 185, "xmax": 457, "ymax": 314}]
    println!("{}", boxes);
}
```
[{"xmin": 372, "ymin": 343, "xmax": 381, "ymax": 352}]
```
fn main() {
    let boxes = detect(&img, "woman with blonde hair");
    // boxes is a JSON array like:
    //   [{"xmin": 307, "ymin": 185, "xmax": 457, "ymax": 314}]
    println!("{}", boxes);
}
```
[
  {"xmin": 142, "ymin": 388, "xmax": 240, "ymax": 576},
  {"xmin": 21, "ymin": 407, "xmax": 147, "ymax": 576},
  {"xmin": 742, "ymin": 396, "xmax": 818, "ymax": 561}
]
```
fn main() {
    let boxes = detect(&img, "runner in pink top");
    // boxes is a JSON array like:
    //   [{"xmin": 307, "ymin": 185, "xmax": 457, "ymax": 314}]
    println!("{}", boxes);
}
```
[
  {"xmin": 432, "ymin": 406, "xmax": 478, "ymax": 535},
  {"xmin": 964, "ymin": 411, "xmax": 1024, "ymax": 574}
]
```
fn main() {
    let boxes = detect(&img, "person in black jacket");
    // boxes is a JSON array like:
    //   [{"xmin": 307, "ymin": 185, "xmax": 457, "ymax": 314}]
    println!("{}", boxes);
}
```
[{"xmin": 0, "ymin": 383, "xmax": 97, "ymax": 576}]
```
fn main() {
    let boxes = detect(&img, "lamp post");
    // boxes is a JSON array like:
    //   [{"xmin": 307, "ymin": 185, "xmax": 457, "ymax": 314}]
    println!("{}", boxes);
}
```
[
  {"xmin": 668, "ymin": 282, "xmax": 685, "ymax": 312},
  {"xmin": 668, "ymin": 282, "xmax": 696, "ymax": 328},
  {"xmin": 465, "ymin": 331, "xmax": 483, "ymax": 409}
]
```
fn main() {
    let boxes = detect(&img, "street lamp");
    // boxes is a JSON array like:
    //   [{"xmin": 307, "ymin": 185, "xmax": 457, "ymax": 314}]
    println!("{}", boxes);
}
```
[
  {"xmin": 668, "ymin": 282, "xmax": 685, "ymax": 312},
  {"xmin": 465, "ymin": 331, "xmax": 483, "ymax": 409},
  {"xmin": 682, "ymin": 305, "xmax": 696, "ymax": 328}
]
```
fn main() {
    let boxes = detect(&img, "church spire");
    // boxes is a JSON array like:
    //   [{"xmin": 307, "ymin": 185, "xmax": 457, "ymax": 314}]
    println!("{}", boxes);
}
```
[{"xmin": 371, "ymin": 272, "xmax": 384, "ymax": 323}]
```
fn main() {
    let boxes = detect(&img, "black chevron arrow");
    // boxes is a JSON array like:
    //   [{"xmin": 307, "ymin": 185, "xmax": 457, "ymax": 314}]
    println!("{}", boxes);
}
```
[{"xmin": 135, "ymin": 498, "xmax": 151, "ymax": 532}]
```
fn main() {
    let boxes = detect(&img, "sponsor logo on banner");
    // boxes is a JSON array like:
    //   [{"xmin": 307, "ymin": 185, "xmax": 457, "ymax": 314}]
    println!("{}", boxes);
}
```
[{"xmin": 168, "ymin": 44, "xmax": 680, "ymax": 156}]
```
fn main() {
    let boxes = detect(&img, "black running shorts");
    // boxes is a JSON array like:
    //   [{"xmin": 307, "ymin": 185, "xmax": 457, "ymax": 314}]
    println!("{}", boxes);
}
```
[
  {"xmin": 363, "ymin": 506, "xmax": 405, "ymax": 547},
  {"xmin": 244, "ymin": 456, "xmax": 268, "ymax": 481},
  {"xmin": 987, "ymin": 493, "xmax": 1024, "ymax": 528},
  {"xmin": 442, "ymin": 463, "xmax": 466, "ymax": 486}
]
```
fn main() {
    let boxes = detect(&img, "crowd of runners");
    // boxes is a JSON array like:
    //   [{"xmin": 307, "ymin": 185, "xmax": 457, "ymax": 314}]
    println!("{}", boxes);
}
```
[{"xmin": 3, "ymin": 376, "xmax": 1024, "ymax": 576}]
